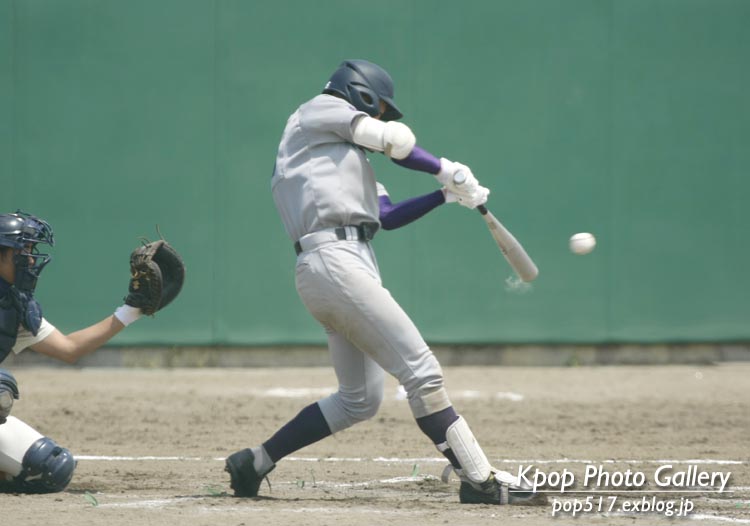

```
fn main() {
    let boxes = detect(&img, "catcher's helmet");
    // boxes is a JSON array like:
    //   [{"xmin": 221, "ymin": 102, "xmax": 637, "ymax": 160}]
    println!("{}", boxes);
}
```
[
  {"xmin": 0, "ymin": 211, "xmax": 54, "ymax": 292},
  {"xmin": 323, "ymin": 59, "xmax": 403, "ymax": 121}
]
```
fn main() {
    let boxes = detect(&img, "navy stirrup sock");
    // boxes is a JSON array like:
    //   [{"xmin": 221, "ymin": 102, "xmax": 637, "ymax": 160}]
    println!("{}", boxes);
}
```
[
  {"xmin": 262, "ymin": 402, "xmax": 332, "ymax": 463},
  {"xmin": 416, "ymin": 406, "xmax": 462, "ymax": 469}
]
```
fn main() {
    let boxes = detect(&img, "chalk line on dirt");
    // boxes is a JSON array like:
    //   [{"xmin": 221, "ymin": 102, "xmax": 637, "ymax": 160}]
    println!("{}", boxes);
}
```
[{"xmin": 76, "ymin": 455, "xmax": 744, "ymax": 465}]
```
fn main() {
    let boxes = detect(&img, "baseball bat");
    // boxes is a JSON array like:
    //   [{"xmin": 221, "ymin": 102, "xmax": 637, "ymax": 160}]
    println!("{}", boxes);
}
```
[{"xmin": 454, "ymin": 173, "xmax": 539, "ymax": 282}]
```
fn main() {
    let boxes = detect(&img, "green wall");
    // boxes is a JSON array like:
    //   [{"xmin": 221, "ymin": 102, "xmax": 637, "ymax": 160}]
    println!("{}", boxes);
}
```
[{"xmin": 2, "ymin": 0, "xmax": 748, "ymax": 345}]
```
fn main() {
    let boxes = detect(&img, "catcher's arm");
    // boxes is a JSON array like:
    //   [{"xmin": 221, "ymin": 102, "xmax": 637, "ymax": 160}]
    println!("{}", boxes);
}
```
[
  {"xmin": 29, "ymin": 317, "xmax": 127, "ymax": 364},
  {"xmin": 27, "ymin": 239, "xmax": 185, "ymax": 365}
]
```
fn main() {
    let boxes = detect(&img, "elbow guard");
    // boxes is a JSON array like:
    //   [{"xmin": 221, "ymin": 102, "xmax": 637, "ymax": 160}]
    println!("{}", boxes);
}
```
[
  {"xmin": 383, "ymin": 121, "xmax": 416, "ymax": 159},
  {"xmin": 352, "ymin": 117, "xmax": 416, "ymax": 160}
]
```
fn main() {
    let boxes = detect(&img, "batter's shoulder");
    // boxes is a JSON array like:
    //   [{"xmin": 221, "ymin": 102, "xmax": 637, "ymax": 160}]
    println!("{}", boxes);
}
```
[
  {"xmin": 302, "ymin": 93, "xmax": 359, "ymax": 114},
  {"xmin": 298, "ymin": 94, "xmax": 367, "ymax": 138}
]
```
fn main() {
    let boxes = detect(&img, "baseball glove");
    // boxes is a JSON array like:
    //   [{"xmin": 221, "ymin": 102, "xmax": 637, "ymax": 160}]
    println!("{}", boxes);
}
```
[{"xmin": 125, "ymin": 240, "xmax": 185, "ymax": 315}]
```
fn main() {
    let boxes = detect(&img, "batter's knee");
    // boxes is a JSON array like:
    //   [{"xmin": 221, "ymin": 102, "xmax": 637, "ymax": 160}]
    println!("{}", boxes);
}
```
[
  {"xmin": 340, "ymin": 387, "xmax": 383, "ymax": 423},
  {"xmin": 11, "ymin": 437, "xmax": 76, "ymax": 493},
  {"xmin": 320, "ymin": 386, "xmax": 384, "ymax": 432}
]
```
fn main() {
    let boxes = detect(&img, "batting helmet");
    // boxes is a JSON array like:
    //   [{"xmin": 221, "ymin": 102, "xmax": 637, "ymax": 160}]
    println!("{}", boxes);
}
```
[
  {"xmin": 323, "ymin": 60, "xmax": 403, "ymax": 121},
  {"xmin": 0, "ymin": 211, "xmax": 54, "ymax": 292}
]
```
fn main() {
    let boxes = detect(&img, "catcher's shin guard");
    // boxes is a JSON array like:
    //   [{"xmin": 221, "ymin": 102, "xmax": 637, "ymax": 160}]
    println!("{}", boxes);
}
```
[
  {"xmin": 0, "ymin": 415, "xmax": 43, "ymax": 477},
  {"xmin": 14, "ymin": 437, "xmax": 76, "ymax": 493},
  {"xmin": 0, "ymin": 418, "xmax": 75, "ymax": 493}
]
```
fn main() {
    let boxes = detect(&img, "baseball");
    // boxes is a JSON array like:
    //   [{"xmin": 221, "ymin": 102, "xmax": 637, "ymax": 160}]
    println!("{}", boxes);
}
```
[{"xmin": 569, "ymin": 232, "xmax": 596, "ymax": 255}]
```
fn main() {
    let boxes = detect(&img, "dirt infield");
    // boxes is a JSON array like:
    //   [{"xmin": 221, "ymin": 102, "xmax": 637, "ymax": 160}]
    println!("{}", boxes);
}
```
[{"xmin": 3, "ymin": 364, "xmax": 748, "ymax": 525}]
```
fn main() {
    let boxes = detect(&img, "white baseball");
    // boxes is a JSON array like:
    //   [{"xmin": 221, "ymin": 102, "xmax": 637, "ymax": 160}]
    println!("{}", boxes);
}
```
[{"xmin": 569, "ymin": 232, "xmax": 596, "ymax": 255}]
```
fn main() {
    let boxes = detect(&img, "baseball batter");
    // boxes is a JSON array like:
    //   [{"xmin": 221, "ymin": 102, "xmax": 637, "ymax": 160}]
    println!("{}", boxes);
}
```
[
  {"xmin": 0, "ymin": 211, "xmax": 182, "ymax": 493},
  {"xmin": 225, "ymin": 60, "xmax": 541, "ymax": 505}
]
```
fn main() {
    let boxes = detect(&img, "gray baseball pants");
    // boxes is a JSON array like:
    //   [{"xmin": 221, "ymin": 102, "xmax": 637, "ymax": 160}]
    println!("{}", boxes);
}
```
[{"xmin": 294, "ymin": 239, "xmax": 452, "ymax": 433}]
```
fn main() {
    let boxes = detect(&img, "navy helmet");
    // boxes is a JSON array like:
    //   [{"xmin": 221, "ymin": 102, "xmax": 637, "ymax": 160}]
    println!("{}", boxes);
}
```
[
  {"xmin": 0, "ymin": 211, "xmax": 55, "ymax": 292},
  {"xmin": 323, "ymin": 59, "xmax": 403, "ymax": 121}
]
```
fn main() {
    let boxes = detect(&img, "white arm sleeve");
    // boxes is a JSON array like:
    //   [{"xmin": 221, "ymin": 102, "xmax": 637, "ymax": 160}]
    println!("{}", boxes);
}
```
[
  {"xmin": 12, "ymin": 318, "xmax": 56, "ymax": 354},
  {"xmin": 352, "ymin": 116, "xmax": 416, "ymax": 160}
]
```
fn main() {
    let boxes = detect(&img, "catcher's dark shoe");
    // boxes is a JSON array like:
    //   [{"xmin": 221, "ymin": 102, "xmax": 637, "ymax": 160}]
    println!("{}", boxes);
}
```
[
  {"xmin": 459, "ymin": 475, "xmax": 547, "ymax": 506},
  {"xmin": 225, "ymin": 448, "xmax": 274, "ymax": 498}
]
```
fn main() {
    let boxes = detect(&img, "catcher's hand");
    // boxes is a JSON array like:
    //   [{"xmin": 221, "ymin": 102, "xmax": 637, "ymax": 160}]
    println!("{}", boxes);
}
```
[{"xmin": 125, "ymin": 240, "xmax": 185, "ymax": 315}]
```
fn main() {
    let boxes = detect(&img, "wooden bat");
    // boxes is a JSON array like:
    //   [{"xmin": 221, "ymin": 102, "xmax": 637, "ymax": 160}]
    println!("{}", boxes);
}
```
[
  {"xmin": 454, "ymin": 173, "xmax": 539, "ymax": 282},
  {"xmin": 476, "ymin": 204, "xmax": 538, "ymax": 282}
]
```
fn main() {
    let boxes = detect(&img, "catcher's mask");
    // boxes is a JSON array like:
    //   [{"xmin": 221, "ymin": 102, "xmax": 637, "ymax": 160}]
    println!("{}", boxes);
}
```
[
  {"xmin": 0, "ymin": 210, "xmax": 55, "ymax": 293},
  {"xmin": 323, "ymin": 59, "xmax": 403, "ymax": 122}
]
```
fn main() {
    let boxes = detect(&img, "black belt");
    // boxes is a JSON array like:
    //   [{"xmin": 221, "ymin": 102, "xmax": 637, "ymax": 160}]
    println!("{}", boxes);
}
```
[{"xmin": 294, "ymin": 222, "xmax": 379, "ymax": 255}]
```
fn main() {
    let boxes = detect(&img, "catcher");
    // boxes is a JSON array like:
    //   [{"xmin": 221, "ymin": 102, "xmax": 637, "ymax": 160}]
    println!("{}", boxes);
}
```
[{"xmin": 0, "ymin": 210, "xmax": 184, "ymax": 493}]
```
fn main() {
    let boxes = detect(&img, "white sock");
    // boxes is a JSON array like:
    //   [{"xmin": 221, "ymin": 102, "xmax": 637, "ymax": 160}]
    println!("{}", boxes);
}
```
[{"xmin": 251, "ymin": 446, "xmax": 274, "ymax": 475}]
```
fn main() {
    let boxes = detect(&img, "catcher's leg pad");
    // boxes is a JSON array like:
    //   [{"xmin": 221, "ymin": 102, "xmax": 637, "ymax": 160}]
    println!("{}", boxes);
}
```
[
  {"xmin": 13, "ymin": 436, "xmax": 76, "ymax": 493},
  {"xmin": 0, "ymin": 415, "xmax": 43, "ymax": 477},
  {"xmin": 439, "ymin": 415, "xmax": 492, "ymax": 485}
]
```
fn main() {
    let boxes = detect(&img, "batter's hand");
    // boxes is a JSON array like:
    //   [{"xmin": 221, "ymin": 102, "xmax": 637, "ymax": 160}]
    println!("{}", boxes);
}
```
[
  {"xmin": 442, "ymin": 187, "xmax": 460, "ymax": 204},
  {"xmin": 444, "ymin": 184, "xmax": 490, "ymax": 209},
  {"xmin": 437, "ymin": 158, "xmax": 489, "ymax": 208},
  {"xmin": 436, "ymin": 158, "xmax": 479, "ymax": 193}
]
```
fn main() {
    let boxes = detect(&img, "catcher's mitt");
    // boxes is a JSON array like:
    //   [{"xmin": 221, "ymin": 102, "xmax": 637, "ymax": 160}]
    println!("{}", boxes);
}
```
[{"xmin": 125, "ymin": 240, "xmax": 185, "ymax": 315}]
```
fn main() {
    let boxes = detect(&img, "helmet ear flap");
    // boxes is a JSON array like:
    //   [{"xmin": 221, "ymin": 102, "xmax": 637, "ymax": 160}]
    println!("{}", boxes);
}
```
[{"xmin": 347, "ymin": 84, "xmax": 380, "ymax": 118}]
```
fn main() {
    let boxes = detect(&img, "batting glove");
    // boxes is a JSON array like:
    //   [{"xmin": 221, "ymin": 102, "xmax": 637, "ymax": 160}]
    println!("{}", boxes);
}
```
[
  {"xmin": 442, "ymin": 184, "xmax": 490, "ymax": 209},
  {"xmin": 457, "ymin": 185, "xmax": 490, "ymax": 209},
  {"xmin": 436, "ymin": 158, "xmax": 481, "ymax": 193}
]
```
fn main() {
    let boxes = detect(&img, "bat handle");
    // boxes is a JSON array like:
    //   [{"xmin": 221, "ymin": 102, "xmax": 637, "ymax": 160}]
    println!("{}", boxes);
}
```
[{"xmin": 453, "ymin": 172, "xmax": 489, "ymax": 215}]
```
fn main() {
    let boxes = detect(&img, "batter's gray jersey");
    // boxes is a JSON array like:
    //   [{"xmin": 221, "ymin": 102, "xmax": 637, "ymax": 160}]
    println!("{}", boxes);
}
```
[
  {"xmin": 270, "ymin": 95, "xmax": 451, "ymax": 428},
  {"xmin": 271, "ymin": 94, "xmax": 378, "ymax": 242}
]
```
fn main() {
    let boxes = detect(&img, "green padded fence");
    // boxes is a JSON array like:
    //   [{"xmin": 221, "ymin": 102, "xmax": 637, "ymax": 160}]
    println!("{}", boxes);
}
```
[{"xmin": 2, "ymin": 0, "xmax": 748, "ymax": 345}]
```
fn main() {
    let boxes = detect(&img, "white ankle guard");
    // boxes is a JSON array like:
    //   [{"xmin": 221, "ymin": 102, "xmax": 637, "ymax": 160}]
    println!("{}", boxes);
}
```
[{"xmin": 441, "ymin": 416, "xmax": 491, "ymax": 484}]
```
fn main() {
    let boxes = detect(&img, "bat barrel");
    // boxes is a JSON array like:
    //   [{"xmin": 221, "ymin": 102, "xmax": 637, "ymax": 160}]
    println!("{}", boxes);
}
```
[{"xmin": 453, "ymin": 171, "xmax": 536, "ymax": 281}]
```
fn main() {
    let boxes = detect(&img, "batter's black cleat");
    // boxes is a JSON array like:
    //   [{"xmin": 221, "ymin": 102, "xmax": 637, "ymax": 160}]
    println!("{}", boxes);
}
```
[
  {"xmin": 459, "ymin": 473, "xmax": 547, "ymax": 506},
  {"xmin": 225, "ymin": 448, "xmax": 274, "ymax": 497}
]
